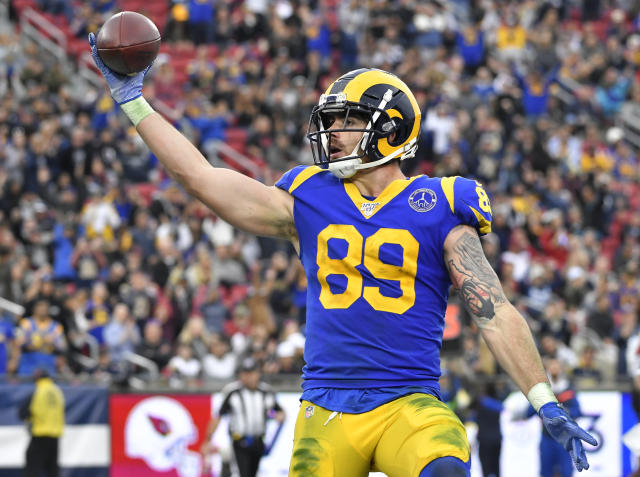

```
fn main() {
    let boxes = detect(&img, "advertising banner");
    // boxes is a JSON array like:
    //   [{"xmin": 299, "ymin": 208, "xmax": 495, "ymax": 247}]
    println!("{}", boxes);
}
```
[
  {"xmin": 110, "ymin": 394, "xmax": 212, "ymax": 477},
  {"xmin": 0, "ymin": 386, "xmax": 624, "ymax": 477}
]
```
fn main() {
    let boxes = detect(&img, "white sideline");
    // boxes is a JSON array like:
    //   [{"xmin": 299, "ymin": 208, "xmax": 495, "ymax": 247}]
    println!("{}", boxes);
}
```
[{"xmin": 0, "ymin": 424, "xmax": 110, "ymax": 467}]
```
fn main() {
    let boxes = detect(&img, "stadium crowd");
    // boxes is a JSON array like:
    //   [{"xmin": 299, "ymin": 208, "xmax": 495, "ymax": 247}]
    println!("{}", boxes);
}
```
[{"xmin": 0, "ymin": 0, "xmax": 639, "ymax": 399}]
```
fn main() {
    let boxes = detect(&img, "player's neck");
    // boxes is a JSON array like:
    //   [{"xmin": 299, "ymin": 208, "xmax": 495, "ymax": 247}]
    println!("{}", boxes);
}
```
[{"xmin": 350, "ymin": 162, "xmax": 405, "ymax": 198}]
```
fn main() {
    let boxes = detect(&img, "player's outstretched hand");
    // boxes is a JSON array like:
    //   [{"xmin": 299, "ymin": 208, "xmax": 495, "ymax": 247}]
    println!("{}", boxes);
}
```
[
  {"xmin": 88, "ymin": 33, "xmax": 151, "ymax": 105},
  {"xmin": 539, "ymin": 402, "xmax": 598, "ymax": 472}
]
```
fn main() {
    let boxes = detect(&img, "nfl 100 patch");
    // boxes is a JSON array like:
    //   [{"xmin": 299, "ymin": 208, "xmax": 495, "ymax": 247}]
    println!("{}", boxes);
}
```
[{"xmin": 360, "ymin": 201, "xmax": 380, "ymax": 217}]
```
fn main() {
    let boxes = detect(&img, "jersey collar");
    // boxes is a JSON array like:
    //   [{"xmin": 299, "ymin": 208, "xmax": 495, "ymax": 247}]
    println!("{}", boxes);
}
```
[{"xmin": 343, "ymin": 176, "xmax": 420, "ymax": 219}]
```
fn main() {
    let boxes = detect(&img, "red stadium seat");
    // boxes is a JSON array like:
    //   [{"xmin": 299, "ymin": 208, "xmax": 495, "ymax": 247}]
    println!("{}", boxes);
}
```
[
  {"xmin": 207, "ymin": 44, "xmax": 219, "ymax": 59},
  {"xmin": 170, "ymin": 55, "xmax": 193, "ymax": 70},
  {"xmin": 220, "ymin": 285, "xmax": 249, "ymax": 308},
  {"xmin": 133, "ymin": 183, "xmax": 157, "ymax": 206},
  {"xmin": 67, "ymin": 38, "xmax": 89, "ymax": 58},
  {"xmin": 145, "ymin": 2, "xmax": 169, "ymax": 15},
  {"xmin": 149, "ymin": 14, "xmax": 168, "ymax": 33},
  {"xmin": 227, "ymin": 142, "xmax": 247, "ymax": 155},
  {"xmin": 172, "ymin": 70, "xmax": 189, "ymax": 86},
  {"xmin": 590, "ymin": 19, "xmax": 610, "ymax": 40},
  {"xmin": 225, "ymin": 128, "xmax": 248, "ymax": 143},
  {"xmin": 118, "ymin": 0, "xmax": 146, "ymax": 12},
  {"xmin": 12, "ymin": 0, "xmax": 37, "ymax": 15},
  {"xmin": 600, "ymin": 237, "xmax": 620, "ymax": 260}
]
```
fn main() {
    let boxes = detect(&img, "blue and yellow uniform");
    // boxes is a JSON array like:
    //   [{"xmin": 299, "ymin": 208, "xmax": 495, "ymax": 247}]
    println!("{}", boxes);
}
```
[
  {"xmin": 276, "ymin": 166, "xmax": 492, "ymax": 476},
  {"xmin": 17, "ymin": 318, "xmax": 65, "ymax": 376}
]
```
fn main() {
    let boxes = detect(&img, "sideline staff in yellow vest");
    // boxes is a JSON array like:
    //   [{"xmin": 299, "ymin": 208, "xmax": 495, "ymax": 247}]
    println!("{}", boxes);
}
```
[{"xmin": 18, "ymin": 368, "xmax": 65, "ymax": 477}]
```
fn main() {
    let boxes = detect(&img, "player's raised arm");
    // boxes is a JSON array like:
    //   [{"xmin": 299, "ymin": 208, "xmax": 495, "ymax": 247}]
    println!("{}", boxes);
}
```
[
  {"xmin": 134, "ymin": 113, "xmax": 295, "ymax": 240},
  {"xmin": 87, "ymin": 34, "xmax": 295, "ymax": 241},
  {"xmin": 443, "ymin": 224, "xmax": 597, "ymax": 472}
]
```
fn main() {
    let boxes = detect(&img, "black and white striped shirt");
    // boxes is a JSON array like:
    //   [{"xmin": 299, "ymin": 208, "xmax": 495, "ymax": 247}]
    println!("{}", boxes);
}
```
[{"xmin": 218, "ymin": 381, "xmax": 281, "ymax": 438}]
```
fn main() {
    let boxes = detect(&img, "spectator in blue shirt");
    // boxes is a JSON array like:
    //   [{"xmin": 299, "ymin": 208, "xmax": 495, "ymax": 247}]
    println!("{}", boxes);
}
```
[
  {"xmin": 52, "ymin": 221, "xmax": 76, "ymax": 282},
  {"xmin": 513, "ymin": 65, "xmax": 560, "ymax": 118},
  {"xmin": 0, "ymin": 312, "xmax": 15, "ymax": 374},
  {"xmin": 594, "ymin": 67, "xmax": 632, "ymax": 118},
  {"xmin": 306, "ymin": 14, "xmax": 332, "ymax": 61},
  {"xmin": 472, "ymin": 67, "xmax": 496, "ymax": 103},
  {"xmin": 456, "ymin": 24, "xmax": 485, "ymax": 73},
  {"xmin": 188, "ymin": 0, "xmax": 215, "ymax": 45},
  {"xmin": 14, "ymin": 298, "xmax": 66, "ymax": 376},
  {"xmin": 187, "ymin": 101, "xmax": 231, "ymax": 162},
  {"xmin": 104, "ymin": 303, "xmax": 140, "ymax": 364}
]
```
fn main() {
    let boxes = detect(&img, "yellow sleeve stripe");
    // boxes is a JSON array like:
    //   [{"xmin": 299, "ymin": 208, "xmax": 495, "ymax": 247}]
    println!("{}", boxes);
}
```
[
  {"xmin": 440, "ymin": 176, "xmax": 458, "ymax": 213},
  {"xmin": 288, "ymin": 166, "xmax": 323, "ymax": 194},
  {"xmin": 469, "ymin": 206, "xmax": 492, "ymax": 234}
]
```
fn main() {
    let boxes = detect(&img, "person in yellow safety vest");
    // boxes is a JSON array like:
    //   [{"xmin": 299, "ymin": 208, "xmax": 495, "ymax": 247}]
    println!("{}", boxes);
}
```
[{"xmin": 18, "ymin": 368, "xmax": 65, "ymax": 477}]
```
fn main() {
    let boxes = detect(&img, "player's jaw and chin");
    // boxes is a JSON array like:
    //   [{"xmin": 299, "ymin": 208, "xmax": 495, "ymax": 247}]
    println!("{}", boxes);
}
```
[
  {"xmin": 325, "ymin": 122, "xmax": 368, "ymax": 165},
  {"xmin": 324, "ymin": 133, "xmax": 382, "ymax": 180}
]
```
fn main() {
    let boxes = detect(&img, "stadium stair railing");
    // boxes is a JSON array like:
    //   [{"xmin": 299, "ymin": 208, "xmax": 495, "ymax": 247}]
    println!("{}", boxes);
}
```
[
  {"xmin": 122, "ymin": 351, "xmax": 159, "ymax": 389},
  {"xmin": 13, "ymin": 6, "xmax": 268, "ymax": 181},
  {"xmin": 203, "ymin": 139, "xmax": 264, "ymax": 180},
  {"xmin": 19, "ymin": 7, "xmax": 67, "ymax": 64}
]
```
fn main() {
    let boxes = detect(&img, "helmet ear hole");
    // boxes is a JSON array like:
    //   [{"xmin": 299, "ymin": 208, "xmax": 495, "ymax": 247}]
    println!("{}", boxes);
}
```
[
  {"xmin": 385, "ymin": 118, "xmax": 406, "ymax": 145},
  {"xmin": 380, "ymin": 120, "xmax": 397, "ymax": 136}
]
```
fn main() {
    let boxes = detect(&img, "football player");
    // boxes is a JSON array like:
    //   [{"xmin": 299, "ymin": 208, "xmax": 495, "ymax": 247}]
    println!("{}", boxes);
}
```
[{"xmin": 89, "ymin": 34, "xmax": 596, "ymax": 476}]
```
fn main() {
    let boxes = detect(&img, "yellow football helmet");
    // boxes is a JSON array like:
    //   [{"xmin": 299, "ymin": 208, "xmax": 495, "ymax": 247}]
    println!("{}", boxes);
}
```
[{"xmin": 307, "ymin": 68, "xmax": 421, "ymax": 179}]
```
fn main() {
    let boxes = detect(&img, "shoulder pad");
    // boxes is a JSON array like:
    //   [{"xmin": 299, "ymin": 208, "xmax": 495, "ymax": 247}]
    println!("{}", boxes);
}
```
[
  {"xmin": 275, "ymin": 166, "xmax": 325, "ymax": 194},
  {"xmin": 440, "ymin": 176, "xmax": 493, "ymax": 235}
]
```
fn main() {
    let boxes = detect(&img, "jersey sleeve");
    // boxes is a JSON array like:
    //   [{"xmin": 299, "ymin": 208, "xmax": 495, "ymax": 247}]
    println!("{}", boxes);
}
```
[
  {"xmin": 275, "ymin": 165, "xmax": 323, "ymax": 196},
  {"xmin": 218, "ymin": 392, "xmax": 232, "ymax": 416},
  {"xmin": 440, "ymin": 176, "xmax": 493, "ymax": 235}
]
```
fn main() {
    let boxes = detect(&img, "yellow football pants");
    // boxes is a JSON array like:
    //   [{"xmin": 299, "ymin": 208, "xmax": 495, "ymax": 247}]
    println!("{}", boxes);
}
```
[{"xmin": 289, "ymin": 393, "xmax": 470, "ymax": 477}]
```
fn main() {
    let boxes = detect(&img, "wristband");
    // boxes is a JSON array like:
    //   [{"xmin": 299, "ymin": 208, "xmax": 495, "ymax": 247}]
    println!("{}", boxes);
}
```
[
  {"xmin": 527, "ymin": 382, "xmax": 558, "ymax": 413},
  {"xmin": 120, "ymin": 96, "xmax": 154, "ymax": 126}
]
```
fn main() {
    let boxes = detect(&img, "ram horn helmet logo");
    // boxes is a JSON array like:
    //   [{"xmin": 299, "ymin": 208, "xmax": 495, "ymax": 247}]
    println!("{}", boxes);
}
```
[{"xmin": 125, "ymin": 396, "xmax": 202, "ymax": 477}]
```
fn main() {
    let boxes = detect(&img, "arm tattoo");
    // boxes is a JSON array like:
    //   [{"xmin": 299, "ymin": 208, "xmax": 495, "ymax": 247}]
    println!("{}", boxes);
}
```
[{"xmin": 447, "ymin": 231, "xmax": 506, "ymax": 325}]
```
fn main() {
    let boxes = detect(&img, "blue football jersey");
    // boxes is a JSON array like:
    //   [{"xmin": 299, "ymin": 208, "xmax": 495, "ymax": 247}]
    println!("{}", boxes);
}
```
[{"xmin": 275, "ymin": 166, "xmax": 492, "ymax": 394}]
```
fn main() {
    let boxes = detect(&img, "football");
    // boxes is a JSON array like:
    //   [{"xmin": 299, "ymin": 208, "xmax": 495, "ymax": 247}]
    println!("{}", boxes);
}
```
[{"xmin": 96, "ymin": 11, "xmax": 161, "ymax": 75}]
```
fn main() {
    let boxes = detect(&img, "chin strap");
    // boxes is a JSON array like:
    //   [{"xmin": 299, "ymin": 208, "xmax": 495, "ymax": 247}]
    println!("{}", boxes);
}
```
[
  {"xmin": 327, "ymin": 137, "xmax": 418, "ymax": 179},
  {"xmin": 328, "ymin": 159, "xmax": 360, "ymax": 179}
]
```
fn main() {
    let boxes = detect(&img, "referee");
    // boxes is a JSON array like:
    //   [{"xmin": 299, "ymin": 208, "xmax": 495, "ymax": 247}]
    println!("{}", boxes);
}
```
[{"xmin": 203, "ymin": 357, "xmax": 285, "ymax": 477}]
